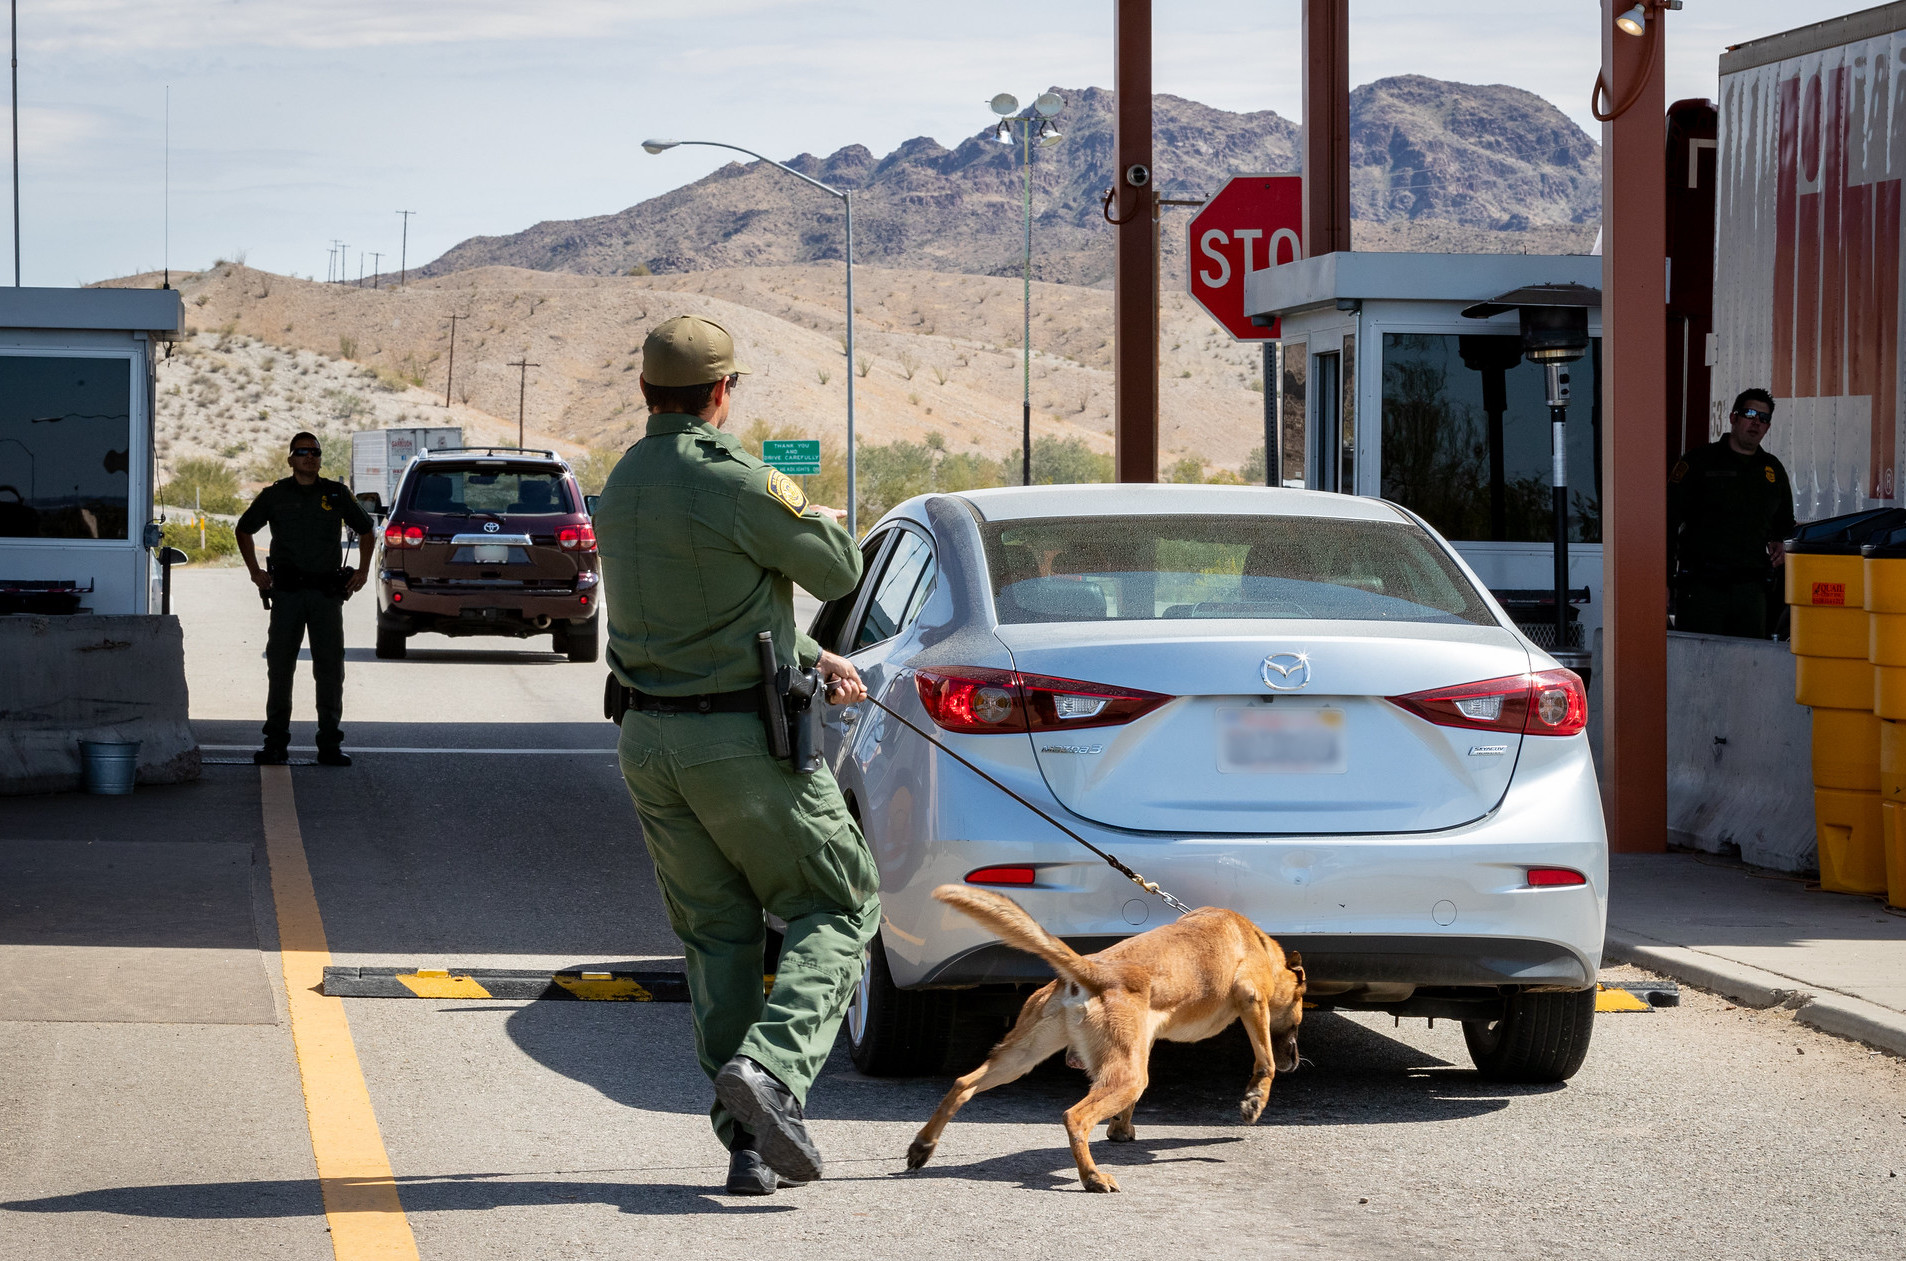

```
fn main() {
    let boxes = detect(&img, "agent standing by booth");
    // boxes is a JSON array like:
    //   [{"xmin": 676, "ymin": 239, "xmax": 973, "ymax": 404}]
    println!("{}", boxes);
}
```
[
  {"xmin": 1669, "ymin": 389, "xmax": 1796, "ymax": 638},
  {"xmin": 235, "ymin": 431, "xmax": 374, "ymax": 765}
]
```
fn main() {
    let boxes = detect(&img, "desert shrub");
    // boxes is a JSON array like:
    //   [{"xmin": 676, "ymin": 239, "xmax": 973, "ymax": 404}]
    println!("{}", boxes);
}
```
[
  {"xmin": 158, "ymin": 457, "xmax": 243, "ymax": 514},
  {"xmin": 338, "ymin": 335, "xmax": 358, "ymax": 360},
  {"xmin": 162, "ymin": 516, "xmax": 238, "ymax": 563},
  {"xmin": 1239, "ymin": 446, "xmax": 1268, "ymax": 485},
  {"xmin": 570, "ymin": 447, "xmax": 625, "ymax": 497}
]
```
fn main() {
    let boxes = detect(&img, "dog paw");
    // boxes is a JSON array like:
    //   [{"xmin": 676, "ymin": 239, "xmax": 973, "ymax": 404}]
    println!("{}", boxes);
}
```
[
  {"xmin": 905, "ymin": 1138, "xmax": 937, "ymax": 1170},
  {"xmin": 1238, "ymin": 1093, "xmax": 1266, "ymax": 1124},
  {"xmin": 1107, "ymin": 1122, "xmax": 1136, "ymax": 1143},
  {"xmin": 1082, "ymin": 1171, "xmax": 1121, "ymax": 1193}
]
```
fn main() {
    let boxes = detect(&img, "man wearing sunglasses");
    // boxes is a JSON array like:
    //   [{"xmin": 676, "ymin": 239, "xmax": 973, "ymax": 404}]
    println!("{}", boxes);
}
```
[
  {"xmin": 235, "ymin": 432, "xmax": 375, "ymax": 765},
  {"xmin": 1668, "ymin": 388, "xmax": 1795, "ymax": 638}
]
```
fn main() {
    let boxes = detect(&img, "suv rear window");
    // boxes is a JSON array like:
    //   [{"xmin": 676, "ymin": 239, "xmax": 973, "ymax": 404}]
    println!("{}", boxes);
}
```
[
  {"xmin": 980, "ymin": 514, "xmax": 1493, "ymax": 626},
  {"xmin": 405, "ymin": 465, "xmax": 573, "ymax": 515}
]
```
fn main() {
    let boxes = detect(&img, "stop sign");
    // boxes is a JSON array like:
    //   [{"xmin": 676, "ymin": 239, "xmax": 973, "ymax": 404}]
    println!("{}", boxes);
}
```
[{"xmin": 1187, "ymin": 174, "xmax": 1304, "ymax": 341}]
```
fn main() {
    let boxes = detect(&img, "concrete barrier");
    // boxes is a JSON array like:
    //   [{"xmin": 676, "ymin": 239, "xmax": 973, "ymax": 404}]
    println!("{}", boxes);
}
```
[
  {"xmin": 0, "ymin": 615, "xmax": 200, "ymax": 795},
  {"xmin": 1666, "ymin": 630, "xmax": 1815, "ymax": 873}
]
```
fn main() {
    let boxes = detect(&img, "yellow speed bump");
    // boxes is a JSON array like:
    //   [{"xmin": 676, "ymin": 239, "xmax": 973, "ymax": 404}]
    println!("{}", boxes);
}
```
[
  {"xmin": 551, "ymin": 974, "xmax": 654, "ymax": 1001},
  {"xmin": 395, "ymin": 970, "xmax": 493, "ymax": 999}
]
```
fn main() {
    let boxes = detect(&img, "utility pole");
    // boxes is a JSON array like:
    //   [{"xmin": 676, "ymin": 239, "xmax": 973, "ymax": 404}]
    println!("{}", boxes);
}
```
[
  {"xmin": 443, "ymin": 313, "xmax": 463, "ymax": 408},
  {"xmin": 368, "ymin": 252, "xmax": 382, "ymax": 289},
  {"xmin": 507, "ymin": 356, "xmax": 539, "ymax": 447},
  {"xmin": 356, "ymin": 252, "xmax": 365, "ymax": 287},
  {"xmin": 338, "ymin": 242, "xmax": 348, "ymax": 285},
  {"xmin": 396, "ymin": 210, "xmax": 414, "ymax": 287}
]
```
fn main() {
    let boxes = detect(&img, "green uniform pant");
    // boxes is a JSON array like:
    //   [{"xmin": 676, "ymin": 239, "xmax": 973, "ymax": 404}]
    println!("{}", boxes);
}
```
[
  {"xmin": 616, "ymin": 709, "xmax": 880, "ymax": 1149},
  {"xmin": 264, "ymin": 587, "xmax": 346, "ymax": 754},
  {"xmin": 1677, "ymin": 579, "xmax": 1769, "ymax": 639}
]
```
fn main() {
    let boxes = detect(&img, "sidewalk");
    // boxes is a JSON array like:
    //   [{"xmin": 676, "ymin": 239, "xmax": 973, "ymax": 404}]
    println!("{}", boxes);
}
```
[{"xmin": 1607, "ymin": 852, "xmax": 1906, "ymax": 1057}]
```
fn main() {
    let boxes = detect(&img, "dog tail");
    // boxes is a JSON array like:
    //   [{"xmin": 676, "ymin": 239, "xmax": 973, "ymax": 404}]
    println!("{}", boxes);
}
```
[{"xmin": 932, "ymin": 884, "xmax": 1106, "ymax": 993}]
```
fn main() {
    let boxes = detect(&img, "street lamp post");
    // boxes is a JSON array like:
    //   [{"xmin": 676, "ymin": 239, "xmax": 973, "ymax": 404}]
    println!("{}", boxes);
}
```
[
  {"xmin": 642, "ymin": 138, "xmax": 859, "ymax": 535},
  {"xmin": 989, "ymin": 93, "xmax": 1064, "ymax": 486}
]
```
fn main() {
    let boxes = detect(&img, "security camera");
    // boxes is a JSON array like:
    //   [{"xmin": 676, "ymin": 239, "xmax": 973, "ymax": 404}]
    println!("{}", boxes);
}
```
[{"xmin": 1125, "ymin": 164, "xmax": 1151, "ymax": 188}]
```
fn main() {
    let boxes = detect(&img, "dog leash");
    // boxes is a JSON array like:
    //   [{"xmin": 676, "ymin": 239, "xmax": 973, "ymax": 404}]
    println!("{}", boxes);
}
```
[{"xmin": 854, "ymin": 685, "xmax": 1196, "ymax": 917}]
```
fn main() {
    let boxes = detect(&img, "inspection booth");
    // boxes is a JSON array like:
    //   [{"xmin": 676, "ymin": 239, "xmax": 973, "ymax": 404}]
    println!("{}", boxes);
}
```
[
  {"xmin": 1244, "ymin": 252, "xmax": 1604, "ymax": 649},
  {"xmin": 0, "ymin": 287, "xmax": 183, "ymax": 614}
]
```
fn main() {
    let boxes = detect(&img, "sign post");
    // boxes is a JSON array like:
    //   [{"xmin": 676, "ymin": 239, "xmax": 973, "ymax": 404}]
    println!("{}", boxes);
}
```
[{"xmin": 1186, "ymin": 174, "xmax": 1304, "ymax": 484}]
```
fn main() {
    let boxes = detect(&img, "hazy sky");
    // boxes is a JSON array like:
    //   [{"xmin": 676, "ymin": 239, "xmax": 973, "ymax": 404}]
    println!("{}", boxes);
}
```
[{"xmin": 6, "ymin": 0, "xmax": 1884, "ymax": 286}]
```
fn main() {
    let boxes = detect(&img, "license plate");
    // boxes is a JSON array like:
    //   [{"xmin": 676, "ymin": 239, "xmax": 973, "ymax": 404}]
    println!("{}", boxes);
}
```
[
  {"xmin": 472, "ymin": 544, "xmax": 512, "ymax": 564},
  {"xmin": 1217, "ymin": 707, "xmax": 1347, "ymax": 774}
]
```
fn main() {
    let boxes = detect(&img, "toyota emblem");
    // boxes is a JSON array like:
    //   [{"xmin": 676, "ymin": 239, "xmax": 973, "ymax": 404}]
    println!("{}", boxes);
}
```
[
  {"xmin": 1261, "ymin": 652, "xmax": 1311, "ymax": 691},
  {"xmin": 483, "ymin": 521, "xmax": 500, "ymax": 533}
]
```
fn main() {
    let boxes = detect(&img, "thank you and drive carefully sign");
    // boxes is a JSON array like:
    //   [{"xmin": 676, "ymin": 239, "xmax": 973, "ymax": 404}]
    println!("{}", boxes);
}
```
[{"xmin": 761, "ymin": 439, "xmax": 821, "ymax": 476}]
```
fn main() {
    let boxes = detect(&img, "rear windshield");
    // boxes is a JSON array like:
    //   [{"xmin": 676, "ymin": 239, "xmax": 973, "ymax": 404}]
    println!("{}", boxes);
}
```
[
  {"xmin": 980, "ymin": 514, "xmax": 1494, "ymax": 626},
  {"xmin": 404, "ymin": 465, "xmax": 573, "ymax": 516}
]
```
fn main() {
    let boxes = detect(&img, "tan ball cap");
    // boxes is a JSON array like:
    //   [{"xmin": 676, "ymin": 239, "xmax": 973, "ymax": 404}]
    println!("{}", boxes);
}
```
[{"xmin": 642, "ymin": 314, "xmax": 751, "ymax": 387}]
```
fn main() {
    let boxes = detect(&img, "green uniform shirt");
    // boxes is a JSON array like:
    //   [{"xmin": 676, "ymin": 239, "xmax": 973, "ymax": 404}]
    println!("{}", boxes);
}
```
[
  {"xmin": 235, "ymin": 476, "xmax": 374, "ymax": 575},
  {"xmin": 597, "ymin": 412, "xmax": 861, "ymax": 696},
  {"xmin": 1668, "ymin": 439, "xmax": 1796, "ymax": 579}
]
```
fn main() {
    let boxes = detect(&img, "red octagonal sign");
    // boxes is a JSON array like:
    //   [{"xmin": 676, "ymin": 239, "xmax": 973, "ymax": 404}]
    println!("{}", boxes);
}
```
[{"xmin": 1187, "ymin": 174, "xmax": 1304, "ymax": 341}]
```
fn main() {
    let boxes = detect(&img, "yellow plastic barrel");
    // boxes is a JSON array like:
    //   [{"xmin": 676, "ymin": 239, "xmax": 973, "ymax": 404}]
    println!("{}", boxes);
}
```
[
  {"xmin": 1865, "ymin": 522, "xmax": 1906, "ymax": 907},
  {"xmin": 1789, "ymin": 509, "xmax": 1906, "ymax": 894}
]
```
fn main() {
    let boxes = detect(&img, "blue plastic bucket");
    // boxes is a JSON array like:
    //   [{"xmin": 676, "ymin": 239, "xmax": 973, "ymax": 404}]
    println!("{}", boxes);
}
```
[{"xmin": 78, "ymin": 740, "xmax": 140, "ymax": 795}]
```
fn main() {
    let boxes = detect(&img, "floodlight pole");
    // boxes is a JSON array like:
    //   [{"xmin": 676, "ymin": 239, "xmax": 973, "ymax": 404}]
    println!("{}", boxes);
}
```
[
  {"xmin": 646, "ymin": 139, "xmax": 858, "ymax": 534},
  {"xmin": 444, "ymin": 313, "xmax": 463, "ymax": 408},
  {"xmin": 9, "ymin": 0, "xmax": 17, "ymax": 287},
  {"xmin": 1021, "ymin": 119, "xmax": 1033, "ymax": 485}
]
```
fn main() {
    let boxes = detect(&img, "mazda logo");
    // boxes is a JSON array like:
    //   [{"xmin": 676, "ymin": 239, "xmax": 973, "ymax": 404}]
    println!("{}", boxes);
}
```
[
  {"xmin": 1261, "ymin": 652, "xmax": 1311, "ymax": 691},
  {"xmin": 482, "ymin": 521, "xmax": 500, "ymax": 533}
]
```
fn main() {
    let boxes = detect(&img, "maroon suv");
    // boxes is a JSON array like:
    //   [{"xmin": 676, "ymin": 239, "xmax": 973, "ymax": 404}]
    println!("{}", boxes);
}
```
[{"xmin": 373, "ymin": 449, "xmax": 600, "ymax": 661}]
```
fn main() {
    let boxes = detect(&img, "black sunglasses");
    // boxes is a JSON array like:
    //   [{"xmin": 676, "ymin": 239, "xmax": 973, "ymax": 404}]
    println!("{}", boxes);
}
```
[
  {"xmin": 289, "ymin": 446, "xmax": 322, "ymax": 457},
  {"xmin": 1735, "ymin": 408, "xmax": 1771, "ymax": 422}
]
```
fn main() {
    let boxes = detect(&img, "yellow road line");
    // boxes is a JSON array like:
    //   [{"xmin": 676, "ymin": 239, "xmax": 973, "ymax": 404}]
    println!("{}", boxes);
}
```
[{"xmin": 261, "ymin": 765, "xmax": 422, "ymax": 1261}]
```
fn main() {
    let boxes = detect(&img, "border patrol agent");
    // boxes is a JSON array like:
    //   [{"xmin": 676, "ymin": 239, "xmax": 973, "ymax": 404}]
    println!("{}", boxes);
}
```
[
  {"xmin": 595, "ymin": 315, "xmax": 876, "ymax": 1197},
  {"xmin": 235, "ymin": 431, "xmax": 375, "ymax": 765},
  {"xmin": 1668, "ymin": 388, "xmax": 1795, "ymax": 638}
]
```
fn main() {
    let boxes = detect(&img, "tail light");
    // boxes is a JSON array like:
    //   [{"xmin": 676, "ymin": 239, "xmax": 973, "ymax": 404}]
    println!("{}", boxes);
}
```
[
  {"xmin": 1387, "ymin": 668, "xmax": 1587, "ymax": 737},
  {"xmin": 914, "ymin": 667, "xmax": 1171, "ymax": 734},
  {"xmin": 558, "ymin": 522, "xmax": 598, "ymax": 552},
  {"xmin": 1527, "ymin": 867, "xmax": 1587, "ymax": 887},
  {"xmin": 382, "ymin": 522, "xmax": 425, "ymax": 550},
  {"xmin": 965, "ymin": 865, "xmax": 1037, "ymax": 886}
]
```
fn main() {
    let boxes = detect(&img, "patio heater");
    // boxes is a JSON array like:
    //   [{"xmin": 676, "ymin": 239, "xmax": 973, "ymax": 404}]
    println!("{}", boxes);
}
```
[{"xmin": 1461, "ymin": 284, "xmax": 1601, "ymax": 658}]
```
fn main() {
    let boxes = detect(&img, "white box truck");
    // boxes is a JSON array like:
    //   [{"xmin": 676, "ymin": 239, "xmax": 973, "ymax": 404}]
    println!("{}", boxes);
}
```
[{"xmin": 351, "ymin": 427, "xmax": 462, "ymax": 512}]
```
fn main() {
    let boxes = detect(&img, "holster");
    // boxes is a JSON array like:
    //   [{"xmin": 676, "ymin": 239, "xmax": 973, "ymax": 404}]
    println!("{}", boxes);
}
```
[{"xmin": 756, "ymin": 631, "xmax": 824, "ymax": 775}]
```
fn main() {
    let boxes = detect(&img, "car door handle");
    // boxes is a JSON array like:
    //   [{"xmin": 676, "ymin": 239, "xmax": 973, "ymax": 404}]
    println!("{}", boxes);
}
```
[{"xmin": 839, "ymin": 707, "xmax": 861, "ymax": 724}]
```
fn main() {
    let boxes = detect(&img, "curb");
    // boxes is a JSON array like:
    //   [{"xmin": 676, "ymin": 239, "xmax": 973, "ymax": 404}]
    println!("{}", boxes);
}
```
[{"xmin": 1605, "ymin": 928, "xmax": 1906, "ymax": 1058}]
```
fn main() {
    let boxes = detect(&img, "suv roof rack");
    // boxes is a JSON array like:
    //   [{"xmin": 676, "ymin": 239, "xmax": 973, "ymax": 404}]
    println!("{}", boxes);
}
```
[{"xmin": 419, "ymin": 446, "xmax": 564, "ymax": 461}]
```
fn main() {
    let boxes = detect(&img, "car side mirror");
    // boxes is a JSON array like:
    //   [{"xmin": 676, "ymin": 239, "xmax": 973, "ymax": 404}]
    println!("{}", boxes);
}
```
[
  {"xmin": 158, "ymin": 546, "xmax": 190, "ymax": 566},
  {"xmin": 356, "ymin": 493, "xmax": 385, "ymax": 521},
  {"xmin": 585, "ymin": 494, "xmax": 600, "ymax": 517}
]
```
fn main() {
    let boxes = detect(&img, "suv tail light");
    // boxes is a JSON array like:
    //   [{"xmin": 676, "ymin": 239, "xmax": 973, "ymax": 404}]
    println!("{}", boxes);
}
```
[
  {"xmin": 1387, "ymin": 669, "xmax": 1588, "ymax": 737},
  {"xmin": 914, "ymin": 667, "xmax": 1171, "ymax": 734},
  {"xmin": 382, "ymin": 522, "xmax": 425, "ymax": 550},
  {"xmin": 557, "ymin": 522, "xmax": 597, "ymax": 552}
]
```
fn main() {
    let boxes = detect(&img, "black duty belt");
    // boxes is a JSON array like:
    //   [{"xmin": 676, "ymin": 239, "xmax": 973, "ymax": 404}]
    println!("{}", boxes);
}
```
[{"xmin": 603, "ymin": 676, "xmax": 757, "ymax": 721}]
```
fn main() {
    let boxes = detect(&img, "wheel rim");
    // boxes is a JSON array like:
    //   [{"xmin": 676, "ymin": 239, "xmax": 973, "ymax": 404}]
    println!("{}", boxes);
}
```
[{"xmin": 846, "ymin": 946, "xmax": 872, "ymax": 1047}]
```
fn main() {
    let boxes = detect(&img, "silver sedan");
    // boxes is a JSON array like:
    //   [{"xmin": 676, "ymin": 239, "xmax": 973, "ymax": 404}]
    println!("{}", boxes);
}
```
[{"xmin": 813, "ymin": 484, "xmax": 1606, "ymax": 1082}]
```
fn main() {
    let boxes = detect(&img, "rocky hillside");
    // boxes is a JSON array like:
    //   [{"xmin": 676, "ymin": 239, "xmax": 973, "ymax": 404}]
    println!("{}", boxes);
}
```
[{"xmin": 419, "ymin": 78, "xmax": 1600, "ymax": 288}]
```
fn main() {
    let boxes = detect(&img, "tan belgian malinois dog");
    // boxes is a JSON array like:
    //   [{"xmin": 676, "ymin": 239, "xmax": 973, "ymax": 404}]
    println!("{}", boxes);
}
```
[{"xmin": 905, "ymin": 884, "xmax": 1307, "ymax": 1193}]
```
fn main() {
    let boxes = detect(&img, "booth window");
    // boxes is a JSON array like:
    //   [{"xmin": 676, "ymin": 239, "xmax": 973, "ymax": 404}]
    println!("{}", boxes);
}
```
[
  {"xmin": 0, "ymin": 356, "xmax": 134, "ymax": 540},
  {"xmin": 1379, "ymin": 333, "xmax": 1601, "ymax": 543},
  {"xmin": 1276, "ymin": 341, "xmax": 1306, "ymax": 487}
]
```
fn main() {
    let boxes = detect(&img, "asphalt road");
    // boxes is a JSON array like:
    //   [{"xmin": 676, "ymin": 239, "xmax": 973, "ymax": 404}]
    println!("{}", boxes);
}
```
[{"xmin": 4, "ymin": 568, "xmax": 1905, "ymax": 1260}]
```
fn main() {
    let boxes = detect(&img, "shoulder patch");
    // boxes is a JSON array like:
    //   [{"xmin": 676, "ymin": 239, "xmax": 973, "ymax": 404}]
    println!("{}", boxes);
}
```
[
  {"xmin": 1670, "ymin": 460, "xmax": 1689, "ymax": 484},
  {"xmin": 766, "ymin": 468, "xmax": 809, "ymax": 517},
  {"xmin": 1764, "ymin": 465, "xmax": 1777, "ymax": 483}
]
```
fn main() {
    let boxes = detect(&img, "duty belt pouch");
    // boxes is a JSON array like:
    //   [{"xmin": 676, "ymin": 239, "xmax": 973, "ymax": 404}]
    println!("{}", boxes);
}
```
[
  {"xmin": 604, "ymin": 673, "xmax": 632, "ymax": 724},
  {"xmin": 755, "ymin": 630, "xmax": 823, "ymax": 774}
]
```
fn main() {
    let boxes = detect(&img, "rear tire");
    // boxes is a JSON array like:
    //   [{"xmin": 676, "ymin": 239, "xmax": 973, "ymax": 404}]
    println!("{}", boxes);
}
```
[
  {"xmin": 563, "ymin": 617, "xmax": 599, "ymax": 664},
  {"xmin": 1462, "ymin": 988, "xmax": 1596, "ymax": 1083},
  {"xmin": 374, "ymin": 625, "xmax": 407, "ymax": 660},
  {"xmin": 846, "ymin": 939, "xmax": 957, "ymax": 1076}
]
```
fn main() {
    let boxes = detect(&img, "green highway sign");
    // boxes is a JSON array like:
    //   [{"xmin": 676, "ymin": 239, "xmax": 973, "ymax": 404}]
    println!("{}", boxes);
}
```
[{"xmin": 762, "ymin": 439, "xmax": 822, "ymax": 476}]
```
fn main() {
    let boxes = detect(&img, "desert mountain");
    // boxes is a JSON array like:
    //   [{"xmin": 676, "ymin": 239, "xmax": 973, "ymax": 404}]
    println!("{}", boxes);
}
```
[{"xmin": 419, "ymin": 77, "xmax": 1600, "ymax": 287}]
